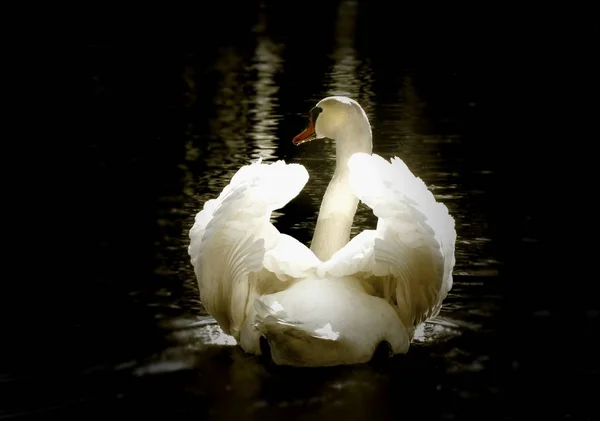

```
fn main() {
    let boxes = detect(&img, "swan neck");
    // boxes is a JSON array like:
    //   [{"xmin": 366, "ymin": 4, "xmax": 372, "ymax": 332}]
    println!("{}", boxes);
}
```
[
  {"xmin": 310, "ymin": 173, "xmax": 358, "ymax": 261},
  {"xmin": 334, "ymin": 124, "xmax": 372, "ymax": 174},
  {"xmin": 310, "ymin": 130, "xmax": 372, "ymax": 261}
]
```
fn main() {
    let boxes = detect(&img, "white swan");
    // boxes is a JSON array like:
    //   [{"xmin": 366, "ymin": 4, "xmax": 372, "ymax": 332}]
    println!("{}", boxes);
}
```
[{"xmin": 188, "ymin": 96, "xmax": 456, "ymax": 367}]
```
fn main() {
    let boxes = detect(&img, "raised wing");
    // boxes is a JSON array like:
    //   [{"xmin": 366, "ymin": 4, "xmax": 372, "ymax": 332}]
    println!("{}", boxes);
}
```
[
  {"xmin": 188, "ymin": 159, "xmax": 320, "ymax": 340},
  {"xmin": 319, "ymin": 153, "xmax": 456, "ymax": 336}
]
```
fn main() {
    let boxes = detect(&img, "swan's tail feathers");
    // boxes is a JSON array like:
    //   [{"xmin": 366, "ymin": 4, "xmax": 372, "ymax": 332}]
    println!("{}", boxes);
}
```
[
  {"xmin": 188, "ymin": 159, "xmax": 310, "ymax": 338},
  {"xmin": 253, "ymin": 296, "xmax": 339, "ymax": 342},
  {"xmin": 254, "ymin": 297, "xmax": 297, "ymax": 331}
]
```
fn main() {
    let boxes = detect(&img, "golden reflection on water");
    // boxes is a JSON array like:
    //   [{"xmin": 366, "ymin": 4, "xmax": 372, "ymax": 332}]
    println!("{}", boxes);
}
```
[
  {"xmin": 211, "ymin": 47, "xmax": 250, "ymax": 158},
  {"xmin": 327, "ymin": 0, "xmax": 375, "ymax": 118},
  {"xmin": 248, "ymin": 36, "xmax": 283, "ymax": 162}
]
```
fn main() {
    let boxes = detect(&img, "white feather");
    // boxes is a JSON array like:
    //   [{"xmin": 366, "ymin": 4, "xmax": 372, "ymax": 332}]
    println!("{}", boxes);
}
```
[
  {"xmin": 188, "ymin": 159, "xmax": 318, "ymax": 338},
  {"xmin": 318, "ymin": 152, "xmax": 456, "ymax": 335}
]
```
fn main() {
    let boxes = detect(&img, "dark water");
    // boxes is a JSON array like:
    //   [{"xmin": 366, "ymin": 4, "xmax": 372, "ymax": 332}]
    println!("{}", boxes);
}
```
[{"xmin": 4, "ymin": 2, "xmax": 598, "ymax": 420}]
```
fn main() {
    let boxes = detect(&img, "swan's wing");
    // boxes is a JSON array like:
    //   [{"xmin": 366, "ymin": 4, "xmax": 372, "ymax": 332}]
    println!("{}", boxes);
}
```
[
  {"xmin": 188, "ymin": 159, "xmax": 320, "ymax": 339},
  {"xmin": 319, "ymin": 153, "xmax": 456, "ymax": 335}
]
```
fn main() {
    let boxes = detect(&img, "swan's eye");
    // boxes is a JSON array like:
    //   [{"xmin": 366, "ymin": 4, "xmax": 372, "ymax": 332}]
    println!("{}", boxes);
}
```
[{"xmin": 309, "ymin": 106, "xmax": 323, "ymax": 124}]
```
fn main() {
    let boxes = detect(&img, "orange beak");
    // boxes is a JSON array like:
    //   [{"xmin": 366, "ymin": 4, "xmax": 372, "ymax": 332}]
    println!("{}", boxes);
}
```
[{"xmin": 292, "ymin": 120, "xmax": 317, "ymax": 145}]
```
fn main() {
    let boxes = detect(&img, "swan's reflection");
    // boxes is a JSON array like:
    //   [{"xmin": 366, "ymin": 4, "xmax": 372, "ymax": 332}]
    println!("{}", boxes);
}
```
[{"xmin": 129, "ymin": 315, "xmax": 465, "ymax": 418}]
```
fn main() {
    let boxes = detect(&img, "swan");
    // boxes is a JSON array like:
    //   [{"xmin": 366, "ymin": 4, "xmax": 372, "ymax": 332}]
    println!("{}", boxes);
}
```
[{"xmin": 188, "ymin": 96, "xmax": 456, "ymax": 367}]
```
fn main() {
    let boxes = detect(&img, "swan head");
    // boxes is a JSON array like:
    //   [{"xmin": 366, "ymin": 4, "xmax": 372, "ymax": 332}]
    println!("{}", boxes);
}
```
[{"xmin": 293, "ymin": 96, "xmax": 373, "ymax": 154}]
